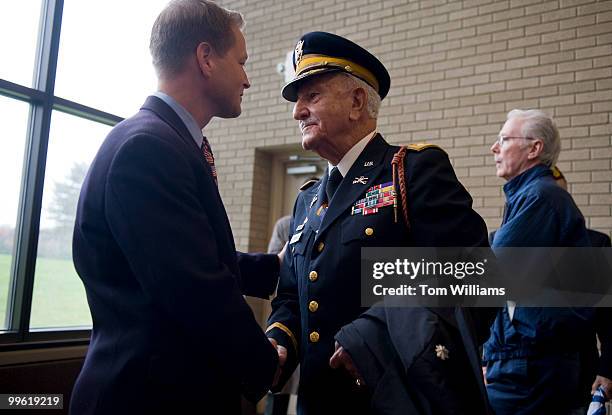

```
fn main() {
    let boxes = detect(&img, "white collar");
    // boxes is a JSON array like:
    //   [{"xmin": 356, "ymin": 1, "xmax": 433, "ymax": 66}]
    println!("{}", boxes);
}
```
[{"xmin": 328, "ymin": 130, "xmax": 377, "ymax": 178}]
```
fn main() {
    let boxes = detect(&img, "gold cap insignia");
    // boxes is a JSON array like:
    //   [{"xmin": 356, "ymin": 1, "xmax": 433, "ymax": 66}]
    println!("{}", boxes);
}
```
[{"xmin": 294, "ymin": 40, "xmax": 304, "ymax": 66}]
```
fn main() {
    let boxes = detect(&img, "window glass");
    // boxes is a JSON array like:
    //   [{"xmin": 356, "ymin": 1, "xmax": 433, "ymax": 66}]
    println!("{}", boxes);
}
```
[
  {"xmin": 0, "ymin": 1, "xmax": 42, "ymax": 87},
  {"xmin": 54, "ymin": 1, "xmax": 168, "ymax": 117},
  {"xmin": 30, "ymin": 111, "xmax": 110, "ymax": 329},
  {"xmin": 0, "ymin": 97, "xmax": 30, "ymax": 330}
]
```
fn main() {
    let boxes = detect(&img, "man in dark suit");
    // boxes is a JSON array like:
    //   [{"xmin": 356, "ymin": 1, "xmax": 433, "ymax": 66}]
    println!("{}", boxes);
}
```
[
  {"xmin": 266, "ymin": 31, "xmax": 494, "ymax": 415},
  {"xmin": 70, "ymin": 1, "xmax": 280, "ymax": 414}
]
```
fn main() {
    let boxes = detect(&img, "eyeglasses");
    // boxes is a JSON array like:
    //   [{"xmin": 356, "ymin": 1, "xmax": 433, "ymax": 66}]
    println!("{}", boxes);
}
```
[{"xmin": 494, "ymin": 135, "xmax": 535, "ymax": 147}]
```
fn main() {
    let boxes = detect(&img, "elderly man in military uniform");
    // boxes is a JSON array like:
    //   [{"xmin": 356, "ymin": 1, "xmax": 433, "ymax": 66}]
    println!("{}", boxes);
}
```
[{"xmin": 266, "ymin": 32, "xmax": 493, "ymax": 415}]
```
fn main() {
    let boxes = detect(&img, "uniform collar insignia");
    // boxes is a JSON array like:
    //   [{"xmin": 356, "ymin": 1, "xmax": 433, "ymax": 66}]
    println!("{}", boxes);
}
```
[
  {"xmin": 352, "ymin": 176, "xmax": 368, "ymax": 184},
  {"xmin": 364, "ymin": 161, "xmax": 374, "ymax": 167}
]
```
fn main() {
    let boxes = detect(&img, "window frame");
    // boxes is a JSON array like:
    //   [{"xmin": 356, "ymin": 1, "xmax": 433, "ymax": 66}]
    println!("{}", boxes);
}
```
[{"xmin": 0, "ymin": 0, "xmax": 122, "ymax": 349}]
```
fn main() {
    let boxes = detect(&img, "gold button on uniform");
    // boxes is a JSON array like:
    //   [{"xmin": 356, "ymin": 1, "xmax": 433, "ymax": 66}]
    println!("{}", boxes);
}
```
[
  {"xmin": 309, "ymin": 271, "xmax": 318, "ymax": 282},
  {"xmin": 308, "ymin": 301, "xmax": 319, "ymax": 312},
  {"xmin": 309, "ymin": 331, "xmax": 320, "ymax": 343},
  {"xmin": 317, "ymin": 241, "xmax": 325, "ymax": 252},
  {"xmin": 365, "ymin": 227, "xmax": 374, "ymax": 236}
]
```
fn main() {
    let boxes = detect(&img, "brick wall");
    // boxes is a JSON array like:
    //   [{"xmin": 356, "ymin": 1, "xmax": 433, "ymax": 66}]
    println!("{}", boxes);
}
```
[{"xmin": 207, "ymin": 0, "xmax": 612, "ymax": 251}]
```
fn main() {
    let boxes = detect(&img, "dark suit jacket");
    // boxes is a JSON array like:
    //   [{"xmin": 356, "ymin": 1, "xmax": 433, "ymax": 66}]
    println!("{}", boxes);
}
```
[
  {"xmin": 267, "ymin": 135, "xmax": 493, "ymax": 414},
  {"xmin": 70, "ymin": 96, "xmax": 278, "ymax": 414}
]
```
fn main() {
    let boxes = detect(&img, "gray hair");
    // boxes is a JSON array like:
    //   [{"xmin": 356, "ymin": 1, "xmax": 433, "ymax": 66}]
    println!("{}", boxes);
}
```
[
  {"xmin": 150, "ymin": 0, "xmax": 244, "ymax": 78},
  {"xmin": 507, "ymin": 109, "xmax": 560, "ymax": 167},
  {"xmin": 341, "ymin": 73, "xmax": 382, "ymax": 119}
]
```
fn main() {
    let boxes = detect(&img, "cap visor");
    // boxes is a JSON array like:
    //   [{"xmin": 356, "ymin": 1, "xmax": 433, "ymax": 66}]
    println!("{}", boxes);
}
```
[{"xmin": 281, "ymin": 67, "xmax": 343, "ymax": 102}]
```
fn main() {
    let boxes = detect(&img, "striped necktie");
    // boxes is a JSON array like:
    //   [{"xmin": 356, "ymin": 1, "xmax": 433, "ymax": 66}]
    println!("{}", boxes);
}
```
[{"xmin": 201, "ymin": 136, "xmax": 217, "ymax": 186}]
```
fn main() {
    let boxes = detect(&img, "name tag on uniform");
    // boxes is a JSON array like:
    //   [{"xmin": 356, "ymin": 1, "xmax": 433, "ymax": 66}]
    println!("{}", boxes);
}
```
[{"xmin": 289, "ymin": 232, "xmax": 302, "ymax": 244}]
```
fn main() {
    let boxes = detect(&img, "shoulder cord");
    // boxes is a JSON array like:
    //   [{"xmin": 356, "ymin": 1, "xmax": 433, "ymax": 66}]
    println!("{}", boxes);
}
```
[{"xmin": 391, "ymin": 146, "xmax": 410, "ymax": 229}]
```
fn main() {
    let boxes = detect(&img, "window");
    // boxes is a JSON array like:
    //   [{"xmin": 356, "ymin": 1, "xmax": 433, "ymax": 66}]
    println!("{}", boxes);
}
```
[
  {"xmin": 0, "ymin": 0, "xmax": 168, "ymax": 345},
  {"xmin": 54, "ymin": 0, "xmax": 166, "ymax": 117},
  {"xmin": 0, "ymin": 1, "xmax": 42, "ymax": 87},
  {"xmin": 0, "ymin": 97, "xmax": 30, "ymax": 330},
  {"xmin": 30, "ymin": 112, "xmax": 110, "ymax": 329}
]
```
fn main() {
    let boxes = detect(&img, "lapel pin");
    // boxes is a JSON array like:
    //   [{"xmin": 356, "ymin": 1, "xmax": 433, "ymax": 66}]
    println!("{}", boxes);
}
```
[
  {"xmin": 353, "ymin": 176, "xmax": 368, "ymax": 184},
  {"xmin": 435, "ymin": 344, "xmax": 449, "ymax": 360}
]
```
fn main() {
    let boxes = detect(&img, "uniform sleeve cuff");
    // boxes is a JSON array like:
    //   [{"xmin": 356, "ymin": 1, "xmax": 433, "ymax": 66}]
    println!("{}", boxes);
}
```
[{"xmin": 266, "ymin": 322, "xmax": 299, "ymax": 356}]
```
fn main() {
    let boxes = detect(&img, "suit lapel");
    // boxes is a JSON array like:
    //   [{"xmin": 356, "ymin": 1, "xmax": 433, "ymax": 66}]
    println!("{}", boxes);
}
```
[
  {"xmin": 318, "ymin": 134, "xmax": 391, "ymax": 237},
  {"xmin": 141, "ymin": 96, "xmax": 232, "ymax": 241},
  {"xmin": 142, "ymin": 95, "xmax": 221, "ymax": 193}
]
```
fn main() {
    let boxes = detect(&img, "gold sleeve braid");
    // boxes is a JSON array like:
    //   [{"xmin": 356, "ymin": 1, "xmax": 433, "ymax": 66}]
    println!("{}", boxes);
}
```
[{"xmin": 266, "ymin": 322, "xmax": 298, "ymax": 355}]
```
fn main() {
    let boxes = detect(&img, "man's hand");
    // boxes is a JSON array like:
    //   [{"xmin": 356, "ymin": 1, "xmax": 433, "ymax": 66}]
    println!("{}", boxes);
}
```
[
  {"xmin": 592, "ymin": 375, "xmax": 612, "ymax": 400},
  {"xmin": 277, "ymin": 242, "xmax": 288, "ymax": 266},
  {"xmin": 329, "ymin": 341, "xmax": 365, "ymax": 386},
  {"xmin": 269, "ymin": 338, "xmax": 287, "ymax": 388}
]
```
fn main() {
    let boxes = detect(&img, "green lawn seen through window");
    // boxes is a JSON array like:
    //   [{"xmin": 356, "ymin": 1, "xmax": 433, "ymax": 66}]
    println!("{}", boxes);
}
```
[
  {"xmin": 0, "ymin": 254, "xmax": 10, "ymax": 329},
  {"xmin": 0, "ymin": 253, "xmax": 92, "ymax": 329}
]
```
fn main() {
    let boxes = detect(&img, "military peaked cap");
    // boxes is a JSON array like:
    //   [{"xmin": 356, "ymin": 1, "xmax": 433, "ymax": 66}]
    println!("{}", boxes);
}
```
[{"xmin": 282, "ymin": 31, "xmax": 391, "ymax": 102}]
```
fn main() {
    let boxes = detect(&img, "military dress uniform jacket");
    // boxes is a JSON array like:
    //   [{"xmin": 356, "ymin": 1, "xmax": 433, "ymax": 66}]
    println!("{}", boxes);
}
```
[
  {"xmin": 71, "ymin": 96, "xmax": 279, "ymax": 415},
  {"xmin": 267, "ymin": 134, "xmax": 491, "ymax": 415},
  {"xmin": 336, "ymin": 306, "xmax": 491, "ymax": 415}
]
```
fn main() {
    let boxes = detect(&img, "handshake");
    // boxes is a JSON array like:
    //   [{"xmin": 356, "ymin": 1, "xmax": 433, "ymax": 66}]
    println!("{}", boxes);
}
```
[
  {"xmin": 267, "ymin": 338, "xmax": 364, "ymax": 389},
  {"xmin": 268, "ymin": 338, "xmax": 287, "ymax": 388}
]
